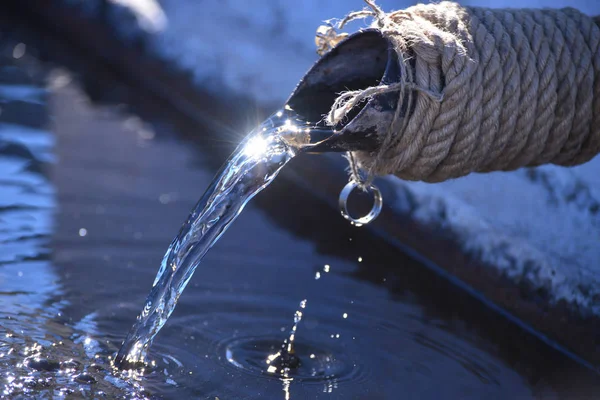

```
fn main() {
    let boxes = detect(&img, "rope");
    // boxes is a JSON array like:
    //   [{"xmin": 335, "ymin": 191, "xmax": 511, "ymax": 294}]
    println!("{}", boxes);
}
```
[{"xmin": 324, "ymin": 1, "xmax": 600, "ymax": 183}]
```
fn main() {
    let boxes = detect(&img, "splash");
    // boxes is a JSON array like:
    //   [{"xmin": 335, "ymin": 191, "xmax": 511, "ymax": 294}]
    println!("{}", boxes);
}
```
[{"xmin": 265, "ymin": 299, "xmax": 307, "ymax": 400}]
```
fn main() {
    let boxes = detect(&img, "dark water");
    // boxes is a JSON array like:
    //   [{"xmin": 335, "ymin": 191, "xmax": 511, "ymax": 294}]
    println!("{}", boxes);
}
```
[{"xmin": 0, "ymin": 50, "xmax": 599, "ymax": 399}]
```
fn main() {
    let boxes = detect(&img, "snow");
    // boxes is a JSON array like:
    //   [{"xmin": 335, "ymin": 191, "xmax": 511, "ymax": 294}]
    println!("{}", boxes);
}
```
[
  {"xmin": 386, "ymin": 157, "xmax": 600, "ymax": 316},
  {"xmin": 109, "ymin": 0, "xmax": 166, "ymax": 32}
]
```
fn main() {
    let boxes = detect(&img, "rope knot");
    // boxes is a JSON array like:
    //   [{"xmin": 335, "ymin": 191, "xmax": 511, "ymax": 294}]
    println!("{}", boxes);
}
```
[{"xmin": 318, "ymin": 1, "xmax": 600, "ymax": 182}]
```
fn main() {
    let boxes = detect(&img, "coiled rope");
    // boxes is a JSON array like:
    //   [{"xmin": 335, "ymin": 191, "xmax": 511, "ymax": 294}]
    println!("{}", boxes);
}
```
[{"xmin": 325, "ymin": 1, "xmax": 600, "ymax": 183}]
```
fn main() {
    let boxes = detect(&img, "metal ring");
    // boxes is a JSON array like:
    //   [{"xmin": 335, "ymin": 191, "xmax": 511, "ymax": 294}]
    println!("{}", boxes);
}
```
[{"xmin": 338, "ymin": 181, "xmax": 382, "ymax": 226}]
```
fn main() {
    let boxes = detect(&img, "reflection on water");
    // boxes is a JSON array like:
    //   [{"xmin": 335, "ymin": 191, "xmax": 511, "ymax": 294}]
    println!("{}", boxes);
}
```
[
  {"xmin": 0, "ymin": 53, "xmax": 162, "ymax": 399},
  {"xmin": 0, "ymin": 54, "xmax": 62, "ymax": 397}
]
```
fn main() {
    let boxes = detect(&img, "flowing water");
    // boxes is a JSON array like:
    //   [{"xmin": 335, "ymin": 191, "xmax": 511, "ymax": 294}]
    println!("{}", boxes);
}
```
[
  {"xmin": 1, "ymin": 39, "xmax": 600, "ymax": 399},
  {"xmin": 114, "ymin": 109, "xmax": 330, "ymax": 367}
]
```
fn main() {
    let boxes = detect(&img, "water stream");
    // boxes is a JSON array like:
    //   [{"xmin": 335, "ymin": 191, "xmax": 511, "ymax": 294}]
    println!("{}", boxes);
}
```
[{"xmin": 115, "ymin": 109, "xmax": 331, "ymax": 368}]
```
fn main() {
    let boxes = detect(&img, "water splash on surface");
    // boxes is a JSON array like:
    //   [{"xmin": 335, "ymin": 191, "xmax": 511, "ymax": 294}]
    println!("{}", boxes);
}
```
[
  {"xmin": 218, "ymin": 263, "xmax": 352, "ymax": 398},
  {"xmin": 265, "ymin": 299, "xmax": 306, "ymax": 376},
  {"xmin": 116, "ymin": 110, "xmax": 330, "ymax": 366}
]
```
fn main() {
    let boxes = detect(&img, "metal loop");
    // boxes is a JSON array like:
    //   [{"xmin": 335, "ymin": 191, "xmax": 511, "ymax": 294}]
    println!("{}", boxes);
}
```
[{"xmin": 338, "ymin": 181, "xmax": 383, "ymax": 226}]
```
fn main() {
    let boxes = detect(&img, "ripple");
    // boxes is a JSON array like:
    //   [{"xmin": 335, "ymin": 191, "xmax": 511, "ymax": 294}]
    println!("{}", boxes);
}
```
[
  {"xmin": 167, "ymin": 288, "xmax": 521, "ymax": 396},
  {"xmin": 218, "ymin": 335, "xmax": 360, "ymax": 384}
]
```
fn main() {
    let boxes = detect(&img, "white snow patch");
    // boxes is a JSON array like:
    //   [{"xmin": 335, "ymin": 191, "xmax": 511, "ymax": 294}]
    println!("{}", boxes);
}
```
[
  {"xmin": 386, "ymin": 155, "xmax": 600, "ymax": 316},
  {"xmin": 109, "ymin": 0, "xmax": 167, "ymax": 32}
]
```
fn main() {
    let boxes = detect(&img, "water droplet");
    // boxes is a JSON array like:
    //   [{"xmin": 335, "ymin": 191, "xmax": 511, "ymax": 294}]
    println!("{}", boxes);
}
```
[
  {"xmin": 12, "ymin": 43, "xmax": 26, "ymax": 59},
  {"xmin": 159, "ymin": 193, "xmax": 171, "ymax": 204},
  {"xmin": 138, "ymin": 129, "xmax": 155, "ymax": 140}
]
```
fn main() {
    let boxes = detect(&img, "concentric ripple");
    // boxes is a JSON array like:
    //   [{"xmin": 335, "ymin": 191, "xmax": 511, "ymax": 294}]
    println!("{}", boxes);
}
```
[{"xmin": 220, "ymin": 336, "xmax": 357, "ymax": 383}]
